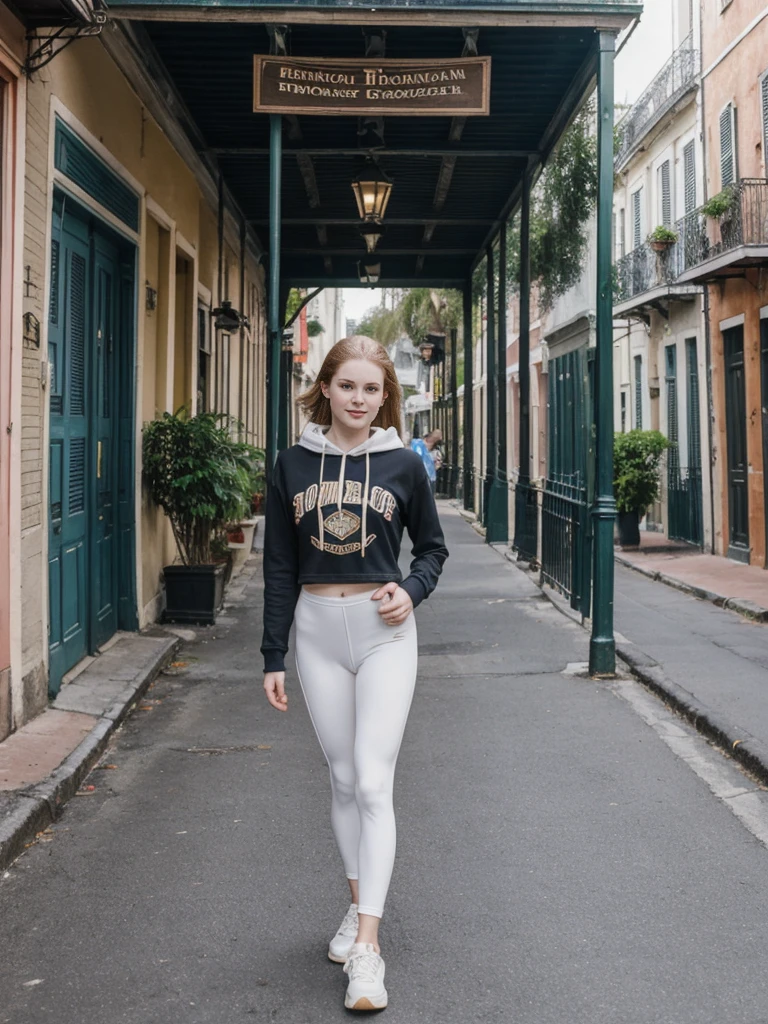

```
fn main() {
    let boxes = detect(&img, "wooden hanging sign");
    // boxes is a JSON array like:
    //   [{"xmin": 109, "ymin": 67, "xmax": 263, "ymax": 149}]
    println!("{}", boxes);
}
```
[{"xmin": 253, "ymin": 56, "xmax": 491, "ymax": 116}]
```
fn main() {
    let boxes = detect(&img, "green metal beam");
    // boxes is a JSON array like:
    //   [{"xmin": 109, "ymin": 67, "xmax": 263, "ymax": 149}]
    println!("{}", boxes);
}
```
[
  {"xmin": 462, "ymin": 281, "xmax": 474, "ymax": 512},
  {"xmin": 267, "ymin": 114, "xmax": 282, "ymax": 470},
  {"xmin": 589, "ymin": 32, "xmax": 617, "ymax": 677}
]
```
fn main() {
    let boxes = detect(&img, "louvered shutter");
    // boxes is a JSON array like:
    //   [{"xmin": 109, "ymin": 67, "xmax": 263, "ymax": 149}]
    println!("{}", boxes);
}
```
[
  {"xmin": 659, "ymin": 160, "xmax": 672, "ymax": 226},
  {"xmin": 632, "ymin": 188, "xmax": 642, "ymax": 249},
  {"xmin": 720, "ymin": 104, "xmax": 736, "ymax": 188},
  {"xmin": 683, "ymin": 141, "xmax": 696, "ymax": 214},
  {"xmin": 762, "ymin": 77, "xmax": 768, "ymax": 173},
  {"xmin": 634, "ymin": 355, "xmax": 643, "ymax": 430}
]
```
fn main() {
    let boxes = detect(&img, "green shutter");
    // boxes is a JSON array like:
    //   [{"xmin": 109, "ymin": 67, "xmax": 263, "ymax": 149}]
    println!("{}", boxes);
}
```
[{"xmin": 54, "ymin": 121, "xmax": 140, "ymax": 232}]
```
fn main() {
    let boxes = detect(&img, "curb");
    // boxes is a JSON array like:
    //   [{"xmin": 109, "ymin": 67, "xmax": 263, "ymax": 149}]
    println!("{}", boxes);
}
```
[
  {"xmin": 495, "ymin": 539, "xmax": 768, "ymax": 788},
  {"xmin": 614, "ymin": 553, "xmax": 768, "ymax": 624},
  {"xmin": 0, "ymin": 634, "xmax": 179, "ymax": 872}
]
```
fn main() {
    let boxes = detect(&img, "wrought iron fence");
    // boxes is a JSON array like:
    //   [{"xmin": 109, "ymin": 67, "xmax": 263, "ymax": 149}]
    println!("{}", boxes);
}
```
[
  {"xmin": 667, "ymin": 465, "xmax": 703, "ymax": 546},
  {"xmin": 512, "ymin": 479, "xmax": 539, "ymax": 563},
  {"xmin": 615, "ymin": 35, "xmax": 698, "ymax": 169},
  {"xmin": 541, "ymin": 479, "xmax": 591, "ymax": 617}
]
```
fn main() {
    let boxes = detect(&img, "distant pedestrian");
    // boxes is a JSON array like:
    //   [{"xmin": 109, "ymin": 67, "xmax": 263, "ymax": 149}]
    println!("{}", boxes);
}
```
[
  {"xmin": 261, "ymin": 335, "xmax": 448, "ymax": 1012},
  {"xmin": 410, "ymin": 429, "xmax": 443, "ymax": 495}
]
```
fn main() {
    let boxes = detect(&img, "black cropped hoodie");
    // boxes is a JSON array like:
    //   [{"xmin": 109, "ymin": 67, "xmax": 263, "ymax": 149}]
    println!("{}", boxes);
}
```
[{"xmin": 261, "ymin": 422, "xmax": 449, "ymax": 673}]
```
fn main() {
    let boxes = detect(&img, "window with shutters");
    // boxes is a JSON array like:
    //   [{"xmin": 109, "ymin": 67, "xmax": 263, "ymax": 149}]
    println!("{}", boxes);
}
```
[
  {"xmin": 620, "ymin": 391, "xmax": 627, "ymax": 434},
  {"xmin": 634, "ymin": 355, "xmax": 643, "ymax": 430},
  {"xmin": 719, "ymin": 104, "xmax": 737, "ymax": 189},
  {"xmin": 665, "ymin": 345, "xmax": 679, "ymax": 475},
  {"xmin": 686, "ymin": 338, "xmax": 702, "ymax": 470},
  {"xmin": 632, "ymin": 188, "xmax": 643, "ymax": 249},
  {"xmin": 683, "ymin": 141, "xmax": 696, "ymax": 214},
  {"xmin": 761, "ymin": 74, "xmax": 768, "ymax": 176},
  {"xmin": 658, "ymin": 160, "xmax": 672, "ymax": 226}
]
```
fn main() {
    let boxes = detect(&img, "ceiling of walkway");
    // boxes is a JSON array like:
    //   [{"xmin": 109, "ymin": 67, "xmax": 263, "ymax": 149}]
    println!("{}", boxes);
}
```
[{"xmin": 135, "ymin": 18, "xmax": 612, "ymax": 287}]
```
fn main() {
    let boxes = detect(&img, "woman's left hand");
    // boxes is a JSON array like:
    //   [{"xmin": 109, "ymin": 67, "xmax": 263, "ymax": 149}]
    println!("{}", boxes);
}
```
[{"xmin": 371, "ymin": 582, "xmax": 414, "ymax": 626}]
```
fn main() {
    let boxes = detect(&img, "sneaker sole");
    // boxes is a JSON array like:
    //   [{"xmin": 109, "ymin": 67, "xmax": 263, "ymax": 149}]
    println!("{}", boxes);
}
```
[
  {"xmin": 344, "ymin": 994, "xmax": 388, "ymax": 1011},
  {"xmin": 328, "ymin": 950, "xmax": 349, "ymax": 964}
]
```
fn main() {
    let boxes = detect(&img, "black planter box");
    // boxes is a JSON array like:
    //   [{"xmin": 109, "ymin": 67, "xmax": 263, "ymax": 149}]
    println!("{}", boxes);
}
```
[
  {"xmin": 617, "ymin": 510, "xmax": 641, "ymax": 550},
  {"xmin": 162, "ymin": 564, "xmax": 226, "ymax": 625}
]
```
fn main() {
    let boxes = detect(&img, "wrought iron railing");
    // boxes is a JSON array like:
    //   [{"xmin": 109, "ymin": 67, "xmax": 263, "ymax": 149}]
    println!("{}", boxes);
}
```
[
  {"xmin": 615, "ymin": 179, "xmax": 768, "ymax": 301},
  {"xmin": 512, "ymin": 479, "xmax": 539, "ymax": 563},
  {"xmin": 677, "ymin": 179, "xmax": 768, "ymax": 270},
  {"xmin": 541, "ymin": 478, "xmax": 591, "ymax": 617},
  {"xmin": 667, "ymin": 465, "xmax": 703, "ymax": 546},
  {"xmin": 615, "ymin": 35, "xmax": 698, "ymax": 169}
]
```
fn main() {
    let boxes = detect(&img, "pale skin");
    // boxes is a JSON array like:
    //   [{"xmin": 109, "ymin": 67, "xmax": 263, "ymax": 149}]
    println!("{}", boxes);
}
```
[{"xmin": 263, "ymin": 357, "xmax": 414, "ymax": 953}]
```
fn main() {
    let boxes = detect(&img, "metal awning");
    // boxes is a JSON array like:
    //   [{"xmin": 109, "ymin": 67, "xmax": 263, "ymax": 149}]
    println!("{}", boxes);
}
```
[{"xmin": 105, "ymin": 1, "xmax": 639, "ymax": 287}]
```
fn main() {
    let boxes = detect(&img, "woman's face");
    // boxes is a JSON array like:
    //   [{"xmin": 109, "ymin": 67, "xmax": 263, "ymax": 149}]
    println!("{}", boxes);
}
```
[{"xmin": 322, "ymin": 358, "xmax": 388, "ymax": 433}]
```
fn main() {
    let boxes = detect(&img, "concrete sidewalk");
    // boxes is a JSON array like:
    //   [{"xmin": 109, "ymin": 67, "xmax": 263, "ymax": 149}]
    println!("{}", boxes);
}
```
[
  {"xmin": 616, "ymin": 534, "xmax": 768, "ymax": 622},
  {"xmin": 0, "ymin": 631, "xmax": 179, "ymax": 871},
  {"xmin": 496, "ymin": 522, "xmax": 768, "ymax": 787}
]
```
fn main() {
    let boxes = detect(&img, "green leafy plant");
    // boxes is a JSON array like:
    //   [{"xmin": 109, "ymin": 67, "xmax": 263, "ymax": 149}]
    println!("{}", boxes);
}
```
[
  {"xmin": 613, "ymin": 430, "xmax": 671, "ymax": 515},
  {"xmin": 503, "ymin": 103, "xmax": 598, "ymax": 312},
  {"xmin": 142, "ymin": 410, "xmax": 260, "ymax": 565},
  {"xmin": 648, "ymin": 225, "xmax": 678, "ymax": 244},
  {"xmin": 702, "ymin": 186, "xmax": 738, "ymax": 219},
  {"xmin": 306, "ymin": 318, "xmax": 325, "ymax": 337}
]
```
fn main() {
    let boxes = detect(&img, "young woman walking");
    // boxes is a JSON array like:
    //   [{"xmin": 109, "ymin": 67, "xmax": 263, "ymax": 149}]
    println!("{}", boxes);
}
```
[{"xmin": 261, "ymin": 336, "xmax": 448, "ymax": 1011}]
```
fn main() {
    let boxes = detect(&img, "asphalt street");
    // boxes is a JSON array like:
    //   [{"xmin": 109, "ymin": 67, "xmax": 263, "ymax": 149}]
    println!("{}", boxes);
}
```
[{"xmin": 2, "ymin": 505, "xmax": 768, "ymax": 1024}]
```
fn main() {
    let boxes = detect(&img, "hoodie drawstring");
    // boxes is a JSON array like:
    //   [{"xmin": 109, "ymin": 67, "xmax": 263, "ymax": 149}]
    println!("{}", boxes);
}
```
[
  {"xmin": 317, "ymin": 439, "xmax": 327, "ymax": 552},
  {"xmin": 361, "ymin": 451, "xmax": 370, "ymax": 559},
  {"xmin": 315, "ymin": 430, "xmax": 372, "ymax": 557}
]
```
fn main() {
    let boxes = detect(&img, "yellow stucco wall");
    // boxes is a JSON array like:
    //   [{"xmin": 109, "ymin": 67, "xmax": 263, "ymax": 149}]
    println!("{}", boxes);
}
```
[{"xmin": 21, "ymin": 36, "xmax": 268, "ymax": 676}]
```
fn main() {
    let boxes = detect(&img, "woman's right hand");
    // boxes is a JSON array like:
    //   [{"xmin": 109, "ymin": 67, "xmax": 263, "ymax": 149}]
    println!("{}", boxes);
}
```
[{"xmin": 263, "ymin": 672, "xmax": 288, "ymax": 712}]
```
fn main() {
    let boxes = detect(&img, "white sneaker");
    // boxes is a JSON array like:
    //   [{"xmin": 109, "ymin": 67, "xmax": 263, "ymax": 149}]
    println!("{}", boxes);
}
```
[
  {"xmin": 328, "ymin": 902, "xmax": 359, "ymax": 963},
  {"xmin": 343, "ymin": 942, "xmax": 388, "ymax": 1011}
]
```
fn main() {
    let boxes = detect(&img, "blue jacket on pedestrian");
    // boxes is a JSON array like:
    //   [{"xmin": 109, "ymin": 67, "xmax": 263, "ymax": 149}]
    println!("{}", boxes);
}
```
[{"xmin": 410, "ymin": 438, "xmax": 436, "ymax": 482}]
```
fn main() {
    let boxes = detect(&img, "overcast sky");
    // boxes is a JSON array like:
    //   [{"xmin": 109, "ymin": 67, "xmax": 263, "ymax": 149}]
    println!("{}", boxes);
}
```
[{"xmin": 341, "ymin": 1, "xmax": 674, "ymax": 323}]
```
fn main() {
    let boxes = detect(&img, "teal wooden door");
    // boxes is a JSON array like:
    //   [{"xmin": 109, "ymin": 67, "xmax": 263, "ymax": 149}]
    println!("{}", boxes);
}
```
[
  {"xmin": 48, "ymin": 200, "xmax": 90, "ymax": 691},
  {"xmin": 91, "ymin": 236, "xmax": 120, "ymax": 648},
  {"xmin": 48, "ymin": 199, "xmax": 136, "ymax": 695}
]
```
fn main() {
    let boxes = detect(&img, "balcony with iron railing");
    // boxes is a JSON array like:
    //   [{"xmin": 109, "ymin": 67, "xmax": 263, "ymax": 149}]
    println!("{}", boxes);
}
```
[
  {"xmin": 615, "ymin": 35, "xmax": 699, "ymax": 171},
  {"xmin": 614, "ymin": 180, "xmax": 768, "ymax": 310},
  {"xmin": 675, "ymin": 178, "xmax": 768, "ymax": 282}
]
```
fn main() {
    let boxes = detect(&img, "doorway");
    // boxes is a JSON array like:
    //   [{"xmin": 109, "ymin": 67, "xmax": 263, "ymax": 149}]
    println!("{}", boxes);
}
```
[
  {"xmin": 761, "ymin": 317, "xmax": 768, "ymax": 566},
  {"xmin": 47, "ymin": 193, "xmax": 137, "ymax": 695},
  {"xmin": 723, "ymin": 324, "xmax": 749, "ymax": 562}
]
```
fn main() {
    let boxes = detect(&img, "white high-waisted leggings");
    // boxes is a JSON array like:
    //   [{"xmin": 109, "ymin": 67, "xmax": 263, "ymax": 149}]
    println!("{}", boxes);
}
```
[{"xmin": 294, "ymin": 589, "xmax": 418, "ymax": 919}]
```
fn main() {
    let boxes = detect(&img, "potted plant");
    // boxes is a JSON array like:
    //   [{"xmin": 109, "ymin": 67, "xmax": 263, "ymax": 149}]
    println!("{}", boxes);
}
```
[
  {"xmin": 142, "ymin": 410, "xmax": 259, "ymax": 624},
  {"xmin": 613, "ymin": 430, "xmax": 671, "ymax": 549},
  {"xmin": 702, "ymin": 185, "xmax": 740, "ymax": 248},
  {"xmin": 648, "ymin": 225, "xmax": 678, "ymax": 252}
]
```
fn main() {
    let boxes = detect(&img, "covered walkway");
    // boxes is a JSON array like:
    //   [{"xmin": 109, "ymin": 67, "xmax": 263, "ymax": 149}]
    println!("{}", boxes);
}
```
[
  {"xmin": 103, "ymin": 0, "xmax": 637, "ymax": 672},
  {"xmin": 2, "ymin": 508, "xmax": 768, "ymax": 1022}
]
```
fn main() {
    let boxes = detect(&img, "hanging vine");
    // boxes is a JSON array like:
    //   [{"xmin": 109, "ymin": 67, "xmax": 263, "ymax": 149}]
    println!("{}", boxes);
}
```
[{"xmin": 505, "ymin": 102, "xmax": 598, "ymax": 312}]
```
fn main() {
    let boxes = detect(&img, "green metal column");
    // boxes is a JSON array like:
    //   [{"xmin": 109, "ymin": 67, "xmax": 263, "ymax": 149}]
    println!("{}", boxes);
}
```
[
  {"xmin": 462, "ymin": 282, "xmax": 474, "ymax": 511},
  {"xmin": 514, "ymin": 164, "xmax": 532, "ymax": 547},
  {"xmin": 590, "ymin": 33, "xmax": 617, "ymax": 676},
  {"xmin": 488, "ymin": 226, "xmax": 509, "ymax": 541},
  {"xmin": 483, "ymin": 244, "xmax": 497, "ymax": 527},
  {"xmin": 450, "ymin": 326, "xmax": 459, "ymax": 498},
  {"xmin": 267, "ymin": 114, "xmax": 282, "ymax": 470}
]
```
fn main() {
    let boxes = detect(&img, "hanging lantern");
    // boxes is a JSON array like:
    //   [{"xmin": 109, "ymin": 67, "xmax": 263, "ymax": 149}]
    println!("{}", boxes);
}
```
[
  {"xmin": 359, "ymin": 221, "xmax": 385, "ymax": 254},
  {"xmin": 358, "ymin": 261, "xmax": 381, "ymax": 286},
  {"xmin": 351, "ymin": 163, "xmax": 393, "ymax": 223}
]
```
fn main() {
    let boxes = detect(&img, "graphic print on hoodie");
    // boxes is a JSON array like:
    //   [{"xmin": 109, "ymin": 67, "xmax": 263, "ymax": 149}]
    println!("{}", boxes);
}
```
[{"xmin": 261, "ymin": 422, "xmax": 449, "ymax": 672}]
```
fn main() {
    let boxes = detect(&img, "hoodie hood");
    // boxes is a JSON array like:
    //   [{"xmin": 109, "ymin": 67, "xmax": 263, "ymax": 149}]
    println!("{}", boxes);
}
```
[{"xmin": 298, "ymin": 421, "xmax": 404, "ymax": 457}]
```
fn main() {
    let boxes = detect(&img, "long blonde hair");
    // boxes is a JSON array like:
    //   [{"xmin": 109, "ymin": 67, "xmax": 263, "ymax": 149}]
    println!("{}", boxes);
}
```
[{"xmin": 297, "ymin": 336, "xmax": 403, "ymax": 437}]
